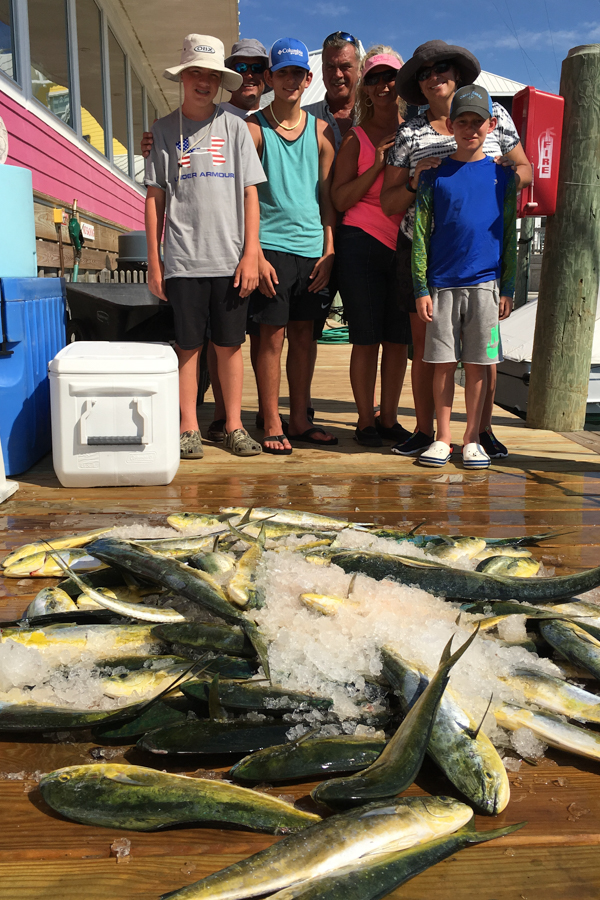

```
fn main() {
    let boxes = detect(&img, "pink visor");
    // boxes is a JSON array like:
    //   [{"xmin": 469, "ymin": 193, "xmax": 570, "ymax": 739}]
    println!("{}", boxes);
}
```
[{"xmin": 362, "ymin": 53, "xmax": 402, "ymax": 76}]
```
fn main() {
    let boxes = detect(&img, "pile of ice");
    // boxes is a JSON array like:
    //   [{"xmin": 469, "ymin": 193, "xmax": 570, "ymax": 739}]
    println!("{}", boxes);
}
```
[
  {"xmin": 252, "ymin": 549, "xmax": 563, "ymax": 750},
  {"xmin": 0, "ymin": 637, "xmax": 169, "ymax": 710}
]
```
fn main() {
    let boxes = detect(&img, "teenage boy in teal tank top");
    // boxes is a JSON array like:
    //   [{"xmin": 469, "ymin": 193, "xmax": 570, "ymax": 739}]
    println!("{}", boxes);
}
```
[{"xmin": 247, "ymin": 38, "xmax": 337, "ymax": 455}]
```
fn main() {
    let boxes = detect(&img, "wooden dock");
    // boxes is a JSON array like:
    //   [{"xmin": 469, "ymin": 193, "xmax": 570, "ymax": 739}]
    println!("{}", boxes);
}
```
[{"xmin": 1, "ymin": 342, "xmax": 600, "ymax": 899}]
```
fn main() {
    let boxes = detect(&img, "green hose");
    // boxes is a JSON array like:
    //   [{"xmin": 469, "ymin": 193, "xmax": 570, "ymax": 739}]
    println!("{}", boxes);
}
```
[
  {"xmin": 318, "ymin": 326, "xmax": 349, "ymax": 344},
  {"xmin": 68, "ymin": 200, "xmax": 85, "ymax": 283}
]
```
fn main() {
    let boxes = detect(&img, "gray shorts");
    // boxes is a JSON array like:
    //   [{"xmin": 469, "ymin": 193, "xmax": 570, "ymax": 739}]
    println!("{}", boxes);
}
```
[{"xmin": 423, "ymin": 280, "xmax": 503, "ymax": 365}]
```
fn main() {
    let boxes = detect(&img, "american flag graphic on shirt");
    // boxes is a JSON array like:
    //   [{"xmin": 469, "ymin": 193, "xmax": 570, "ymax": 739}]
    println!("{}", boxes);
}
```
[
  {"xmin": 177, "ymin": 136, "xmax": 226, "ymax": 167},
  {"xmin": 198, "ymin": 136, "xmax": 226, "ymax": 165}
]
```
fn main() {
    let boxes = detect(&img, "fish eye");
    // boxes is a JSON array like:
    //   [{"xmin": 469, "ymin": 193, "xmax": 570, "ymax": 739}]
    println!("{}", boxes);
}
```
[{"xmin": 59, "ymin": 774, "xmax": 70, "ymax": 782}]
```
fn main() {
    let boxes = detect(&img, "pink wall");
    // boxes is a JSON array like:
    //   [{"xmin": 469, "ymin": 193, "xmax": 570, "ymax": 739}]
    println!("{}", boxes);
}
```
[{"xmin": 0, "ymin": 89, "xmax": 145, "ymax": 230}]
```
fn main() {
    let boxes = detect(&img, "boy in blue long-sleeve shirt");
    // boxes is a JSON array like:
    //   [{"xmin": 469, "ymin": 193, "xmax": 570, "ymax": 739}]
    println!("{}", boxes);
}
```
[{"xmin": 411, "ymin": 85, "xmax": 516, "ymax": 470}]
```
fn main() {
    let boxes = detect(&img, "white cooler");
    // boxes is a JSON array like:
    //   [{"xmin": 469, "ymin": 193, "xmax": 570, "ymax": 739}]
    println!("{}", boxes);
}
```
[{"xmin": 49, "ymin": 342, "xmax": 180, "ymax": 487}]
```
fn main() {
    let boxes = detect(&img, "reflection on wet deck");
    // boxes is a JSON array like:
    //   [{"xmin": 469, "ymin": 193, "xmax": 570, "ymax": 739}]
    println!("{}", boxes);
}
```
[{"xmin": 2, "ymin": 344, "xmax": 600, "ymax": 899}]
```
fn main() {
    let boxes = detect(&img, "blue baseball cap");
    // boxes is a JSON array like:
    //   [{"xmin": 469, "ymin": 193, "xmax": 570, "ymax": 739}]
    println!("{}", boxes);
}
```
[
  {"xmin": 269, "ymin": 37, "xmax": 310, "ymax": 72},
  {"xmin": 450, "ymin": 85, "xmax": 493, "ymax": 121}
]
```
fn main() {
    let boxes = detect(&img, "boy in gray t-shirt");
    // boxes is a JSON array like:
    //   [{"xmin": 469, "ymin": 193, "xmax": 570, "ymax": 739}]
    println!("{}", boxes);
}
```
[{"xmin": 145, "ymin": 34, "xmax": 267, "ymax": 459}]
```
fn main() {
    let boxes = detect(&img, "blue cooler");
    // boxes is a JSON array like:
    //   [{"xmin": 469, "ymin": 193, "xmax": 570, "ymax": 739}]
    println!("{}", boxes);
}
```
[{"xmin": 0, "ymin": 278, "xmax": 67, "ymax": 475}]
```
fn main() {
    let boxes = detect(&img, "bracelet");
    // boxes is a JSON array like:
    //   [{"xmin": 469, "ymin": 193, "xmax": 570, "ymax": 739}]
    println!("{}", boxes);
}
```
[{"xmin": 405, "ymin": 179, "xmax": 417, "ymax": 193}]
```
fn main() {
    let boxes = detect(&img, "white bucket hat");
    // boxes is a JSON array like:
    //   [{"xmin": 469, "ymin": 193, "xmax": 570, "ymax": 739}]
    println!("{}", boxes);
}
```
[{"xmin": 164, "ymin": 34, "xmax": 243, "ymax": 91}]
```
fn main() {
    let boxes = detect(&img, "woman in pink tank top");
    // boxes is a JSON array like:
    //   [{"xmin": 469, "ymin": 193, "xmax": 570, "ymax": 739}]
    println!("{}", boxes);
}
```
[{"xmin": 332, "ymin": 46, "xmax": 412, "ymax": 447}]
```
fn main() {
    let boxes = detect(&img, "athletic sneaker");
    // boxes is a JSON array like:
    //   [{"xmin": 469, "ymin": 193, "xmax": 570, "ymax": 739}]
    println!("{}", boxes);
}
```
[
  {"xmin": 479, "ymin": 427, "xmax": 508, "ymax": 458},
  {"xmin": 391, "ymin": 431, "xmax": 434, "ymax": 456},
  {"xmin": 180, "ymin": 430, "xmax": 203, "ymax": 459}
]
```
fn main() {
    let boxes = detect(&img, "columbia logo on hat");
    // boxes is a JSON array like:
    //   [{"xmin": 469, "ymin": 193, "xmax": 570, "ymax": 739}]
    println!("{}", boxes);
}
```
[{"xmin": 269, "ymin": 37, "xmax": 310, "ymax": 72}]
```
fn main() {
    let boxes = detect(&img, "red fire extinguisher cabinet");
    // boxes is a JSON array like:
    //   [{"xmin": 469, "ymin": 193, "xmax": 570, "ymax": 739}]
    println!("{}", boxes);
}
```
[{"xmin": 512, "ymin": 86, "xmax": 564, "ymax": 217}]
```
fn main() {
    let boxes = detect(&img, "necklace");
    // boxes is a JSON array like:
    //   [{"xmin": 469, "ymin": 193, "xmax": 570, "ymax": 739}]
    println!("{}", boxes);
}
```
[{"xmin": 269, "ymin": 102, "xmax": 303, "ymax": 131}]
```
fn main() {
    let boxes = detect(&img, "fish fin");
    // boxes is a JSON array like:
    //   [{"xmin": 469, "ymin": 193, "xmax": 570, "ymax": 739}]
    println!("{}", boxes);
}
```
[
  {"xmin": 440, "ymin": 623, "xmax": 480, "ymax": 671},
  {"xmin": 295, "ymin": 727, "xmax": 321, "ymax": 745},
  {"xmin": 440, "ymin": 634, "xmax": 454, "ymax": 665},
  {"xmin": 455, "ymin": 612, "xmax": 462, "ymax": 626},
  {"xmin": 243, "ymin": 620, "xmax": 271, "ymax": 681},
  {"xmin": 518, "ymin": 530, "xmax": 575, "ymax": 546},
  {"xmin": 101, "ymin": 657, "xmax": 209, "ymax": 727},
  {"xmin": 123, "ymin": 572, "xmax": 143, "ymax": 589},
  {"xmin": 407, "ymin": 521, "xmax": 426, "ymax": 536},
  {"xmin": 471, "ymin": 692, "xmax": 494, "ymax": 740},
  {"xmin": 468, "ymin": 821, "xmax": 527, "ymax": 843},
  {"xmin": 440, "ymin": 535, "xmax": 457, "ymax": 546},
  {"xmin": 238, "ymin": 508, "xmax": 253, "ymax": 526},
  {"xmin": 106, "ymin": 772, "xmax": 146, "ymax": 786},
  {"xmin": 227, "ymin": 520, "xmax": 257, "ymax": 545},
  {"xmin": 257, "ymin": 522, "xmax": 267, "ymax": 549},
  {"xmin": 347, "ymin": 573, "xmax": 357, "ymax": 598},
  {"xmin": 212, "ymin": 533, "xmax": 221, "ymax": 553},
  {"xmin": 208, "ymin": 673, "xmax": 227, "ymax": 721},
  {"xmin": 39, "ymin": 541, "xmax": 87, "ymax": 588}
]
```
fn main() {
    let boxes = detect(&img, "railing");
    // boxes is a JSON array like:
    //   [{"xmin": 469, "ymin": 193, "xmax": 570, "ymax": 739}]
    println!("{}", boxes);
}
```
[{"xmin": 98, "ymin": 268, "xmax": 147, "ymax": 284}]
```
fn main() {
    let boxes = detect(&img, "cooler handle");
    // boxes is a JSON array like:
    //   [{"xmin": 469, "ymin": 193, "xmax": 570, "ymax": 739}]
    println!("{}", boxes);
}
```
[{"xmin": 78, "ymin": 398, "xmax": 150, "ymax": 446}]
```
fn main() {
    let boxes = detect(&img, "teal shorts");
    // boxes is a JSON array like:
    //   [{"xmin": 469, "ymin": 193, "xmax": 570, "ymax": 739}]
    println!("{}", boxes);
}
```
[{"xmin": 423, "ymin": 280, "xmax": 503, "ymax": 365}]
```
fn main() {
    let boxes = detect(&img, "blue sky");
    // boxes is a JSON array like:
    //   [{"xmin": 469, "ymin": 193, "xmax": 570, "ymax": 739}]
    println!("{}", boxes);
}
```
[{"xmin": 239, "ymin": 0, "xmax": 600, "ymax": 94}]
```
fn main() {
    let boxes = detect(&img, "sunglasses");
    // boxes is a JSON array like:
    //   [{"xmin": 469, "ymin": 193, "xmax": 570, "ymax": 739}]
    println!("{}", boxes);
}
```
[
  {"xmin": 233, "ymin": 61, "xmax": 267, "ymax": 74},
  {"xmin": 363, "ymin": 69, "xmax": 397, "ymax": 86},
  {"xmin": 323, "ymin": 31, "xmax": 358, "ymax": 46},
  {"xmin": 416, "ymin": 60, "xmax": 453, "ymax": 82}
]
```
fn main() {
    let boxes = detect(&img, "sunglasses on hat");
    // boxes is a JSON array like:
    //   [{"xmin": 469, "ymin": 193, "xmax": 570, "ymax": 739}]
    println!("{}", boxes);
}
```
[
  {"xmin": 416, "ymin": 60, "xmax": 453, "ymax": 82},
  {"xmin": 233, "ymin": 61, "xmax": 267, "ymax": 74},
  {"xmin": 323, "ymin": 31, "xmax": 358, "ymax": 46},
  {"xmin": 364, "ymin": 68, "xmax": 397, "ymax": 86}
]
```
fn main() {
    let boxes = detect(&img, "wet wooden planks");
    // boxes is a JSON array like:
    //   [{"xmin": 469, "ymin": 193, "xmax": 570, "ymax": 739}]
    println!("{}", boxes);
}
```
[
  {"xmin": 1, "ymin": 844, "xmax": 599, "ymax": 900},
  {"xmin": 2, "ymin": 343, "xmax": 600, "ymax": 898}
]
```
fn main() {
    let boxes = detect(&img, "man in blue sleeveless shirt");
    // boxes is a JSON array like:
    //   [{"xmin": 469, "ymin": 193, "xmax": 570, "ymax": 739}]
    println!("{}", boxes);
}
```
[{"xmin": 247, "ymin": 38, "xmax": 337, "ymax": 455}]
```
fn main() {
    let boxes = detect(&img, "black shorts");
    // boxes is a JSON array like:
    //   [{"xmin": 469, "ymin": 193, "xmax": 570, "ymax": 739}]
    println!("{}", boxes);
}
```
[
  {"xmin": 312, "ymin": 260, "xmax": 338, "ymax": 340},
  {"xmin": 396, "ymin": 229, "xmax": 417, "ymax": 315},
  {"xmin": 337, "ymin": 225, "xmax": 412, "ymax": 345},
  {"xmin": 252, "ymin": 250, "xmax": 332, "ymax": 328},
  {"xmin": 165, "ymin": 276, "xmax": 248, "ymax": 349}
]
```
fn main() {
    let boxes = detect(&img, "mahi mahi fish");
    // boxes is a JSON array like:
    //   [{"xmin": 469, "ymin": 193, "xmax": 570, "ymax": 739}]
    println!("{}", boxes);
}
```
[
  {"xmin": 330, "ymin": 550, "xmax": 600, "ymax": 603},
  {"xmin": 40, "ymin": 763, "xmax": 321, "ymax": 833},
  {"xmin": 382, "ymin": 648, "xmax": 509, "ymax": 814},
  {"xmin": 159, "ymin": 795, "xmax": 473, "ymax": 900}
]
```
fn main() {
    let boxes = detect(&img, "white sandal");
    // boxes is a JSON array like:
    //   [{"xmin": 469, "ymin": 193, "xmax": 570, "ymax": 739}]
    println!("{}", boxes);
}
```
[
  {"xmin": 463, "ymin": 442, "xmax": 491, "ymax": 469},
  {"xmin": 419, "ymin": 440, "xmax": 452, "ymax": 468}
]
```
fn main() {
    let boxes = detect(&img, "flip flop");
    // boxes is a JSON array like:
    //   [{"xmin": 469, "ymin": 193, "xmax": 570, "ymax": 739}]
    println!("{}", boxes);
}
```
[
  {"xmin": 462, "ymin": 442, "xmax": 491, "ymax": 469},
  {"xmin": 287, "ymin": 426, "xmax": 338, "ymax": 446},
  {"xmin": 261, "ymin": 434, "xmax": 292, "ymax": 456},
  {"xmin": 419, "ymin": 440, "xmax": 452, "ymax": 468}
]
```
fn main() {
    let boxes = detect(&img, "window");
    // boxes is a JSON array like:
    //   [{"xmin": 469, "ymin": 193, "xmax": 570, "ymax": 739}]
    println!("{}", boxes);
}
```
[
  {"xmin": 131, "ymin": 68, "xmax": 146, "ymax": 184},
  {"xmin": 0, "ymin": 0, "xmax": 15, "ymax": 81},
  {"xmin": 108, "ymin": 29, "xmax": 128, "ymax": 174},
  {"xmin": 28, "ymin": 0, "xmax": 71, "ymax": 126},
  {"xmin": 77, "ymin": 0, "xmax": 105, "ymax": 155}
]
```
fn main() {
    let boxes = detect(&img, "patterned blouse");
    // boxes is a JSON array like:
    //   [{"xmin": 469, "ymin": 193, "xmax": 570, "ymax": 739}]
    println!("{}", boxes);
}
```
[{"xmin": 387, "ymin": 102, "xmax": 520, "ymax": 241}]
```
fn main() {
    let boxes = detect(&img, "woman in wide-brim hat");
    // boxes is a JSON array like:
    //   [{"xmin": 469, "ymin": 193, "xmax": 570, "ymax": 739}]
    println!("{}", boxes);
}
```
[{"xmin": 380, "ymin": 40, "xmax": 531, "ymax": 462}]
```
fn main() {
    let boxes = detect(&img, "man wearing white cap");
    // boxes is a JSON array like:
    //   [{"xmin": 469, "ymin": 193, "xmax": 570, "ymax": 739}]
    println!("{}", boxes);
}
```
[{"xmin": 144, "ymin": 35, "xmax": 267, "ymax": 460}]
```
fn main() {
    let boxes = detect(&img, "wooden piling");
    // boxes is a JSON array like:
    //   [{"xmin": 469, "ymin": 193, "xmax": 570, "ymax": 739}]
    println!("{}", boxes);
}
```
[{"xmin": 527, "ymin": 44, "xmax": 600, "ymax": 432}]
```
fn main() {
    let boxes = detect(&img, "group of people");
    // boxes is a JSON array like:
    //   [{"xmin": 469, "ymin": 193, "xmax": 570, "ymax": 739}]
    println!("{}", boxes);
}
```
[{"xmin": 143, "ymin": 30, "xmax": 532, "ymax": 468}]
